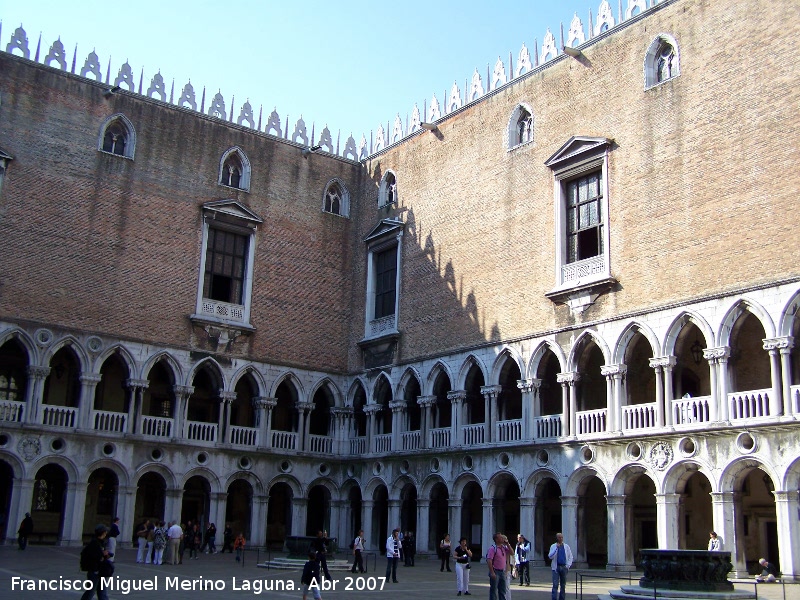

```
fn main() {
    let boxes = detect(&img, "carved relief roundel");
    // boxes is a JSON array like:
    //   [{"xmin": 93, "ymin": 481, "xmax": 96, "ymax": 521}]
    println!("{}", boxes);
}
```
[
  {"xmin": 648, "ymin": 441, "xmax": 673, "ymax": 471},
  {"xmin": 18, "ymin": 436, "xmax": 41, "ymax": 461}
]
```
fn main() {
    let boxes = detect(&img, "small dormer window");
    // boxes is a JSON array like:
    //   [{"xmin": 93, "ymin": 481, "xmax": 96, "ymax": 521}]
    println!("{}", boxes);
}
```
[
  {"xmin": 102, "ymin": 122, "xmax": 127, "ymax": 155},
  {"xmin": 507, "ymin": 104, "xmax": 534, "ymax": 150},
  {"xmin": 517, "ymin": 109, "xmax": 533, "ymax": 145},
  {"xmin": 322, "ymin": 179, "xmax": 350, "ymax": 217},
  {"xmin": 218, "ymin": 147, "xmax": 251, "ymax": 191},
  {"xmin": 644, "ymin": 34, "xmax": 681, "ymax": 89},
  {"xmin": 98, "ymin": 114, "xmax": 136, "ymax": 159},
  {"xmin": 378, "ymin": 171, "xmax": 398, "ymax": 207},
  {"xmin": 222, "ymin": 155, "xmax": 242, "ymax": 188}
]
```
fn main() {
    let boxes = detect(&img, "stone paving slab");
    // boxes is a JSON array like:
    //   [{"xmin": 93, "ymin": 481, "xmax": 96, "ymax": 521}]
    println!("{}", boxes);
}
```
[{"xmin": 0, "ymin": 546, "xmax": 792, "ymax": 600}]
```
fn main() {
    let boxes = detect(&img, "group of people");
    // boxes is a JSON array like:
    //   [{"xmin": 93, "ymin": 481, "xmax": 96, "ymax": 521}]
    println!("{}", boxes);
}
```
[{"xmin": 133, "ymin": 519, "xmax": 243, "ymax": 564}]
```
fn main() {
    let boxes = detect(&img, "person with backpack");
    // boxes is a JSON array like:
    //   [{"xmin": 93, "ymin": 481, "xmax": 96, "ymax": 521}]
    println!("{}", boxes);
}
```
[
  {"xmin": 301, "ymin": 551, "xmax": 323, "ymax": 600},
  {"xmin": 80, "ymin": 524, "xmax": 110, "ymax": 600},
  {"xmin": 487, "ymin": 532, "xmax": 510, "ymax": 600},
  {"xmin": 351, "ymin": 529, "xmax": 365, "ymax": 573}
]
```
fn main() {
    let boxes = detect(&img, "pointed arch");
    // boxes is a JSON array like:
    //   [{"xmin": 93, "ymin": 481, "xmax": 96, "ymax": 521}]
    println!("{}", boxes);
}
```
[
  {"xmin": 778, "ymin": 288, "xmax": 800, "ymax": 337},
  {"xmin": 664, "ymin": 311, "xmax": 714, "ymax": 357},
  {"xmin": 219, "ymin": 146, "xmax": 251, "ymax": 191},
  {"xmin": 98, "ymin": 113, "xmax": 136, "ymax": 159},
  {"xmin": 507, "ymin": 102, "xmax": 534, "ymax": 149},
  {"xmin": 0, "ymin": 328, "xmax": 37, "ymax": 366},
  {"xmin": 425, "ymin": 361, "xmax": 454, "ymax": 396},
  {"xmin": 141, "ymin": 351, "xmax": 183, "ymax": 384},
  {"xmin": 93, "ymin": 344, "xmax": 137, "ymax": 376},
  {"xmin": 456, "ymin": 354, "xmax": 488, "ymax": 390},
  {"xmin": 644, "ymin": 33, "xmax": 681, "ymax": 89},
  {"xmin": 528, "ymin": 340, "xmax": 567, "ymax": 379},
  {"xmin": 309, "ymin": 377, "xmax": 343, "ymax": 407},
  {"xmin": 322, "ymin": 177, "xmax": 350, "ymax": 217},
  {"xmin": 613, "ymin": 321, "xmax": 661, "ymax": 364},
  {"xmin": 378, "ymin": 170, "xmax": 397, "ymax": 207},
  {"xmin": 347, "ymin": 377, "xmax": 368, "ymax": 407},
  {"xmin": 270, "ymin": 371, "xmax": 306, "ymax": 399},
  {"xmin": 490, "ymin": 346, "xmax": 525, "ymax": 385},
  {"xmin": 718, "ymin": 298, "xmax": 776, "ymax": 346},
  {"xmin": 187, "ymin": 357, "xmax": 226, "ymax": 390},
  {"xmin": 230, "ymin": 365, "xmax": 266, "ymax": 397},
  {"xmin": 396, "ymin": 367, "xmax": 422, "ymax": 400},
  {"xmin": 41, "ymin": 336, "xmax": 89, "ymax": 374},
  {"xmin": 370, "ymin": 371, "xmax": 394, "ymax": 404},
  {"xmin": 567, "ymin": 330, "xmax": 611, "ymax": 372}
]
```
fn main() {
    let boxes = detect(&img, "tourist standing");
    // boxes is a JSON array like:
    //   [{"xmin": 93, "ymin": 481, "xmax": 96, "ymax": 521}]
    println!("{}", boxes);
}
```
[
  {"xmin": 403, "ymin": 531, "xmax": 416, "ymax": 566},
  {"xmin": 301, "ymin": 551, "xmax": 323, "ymax": 600},
  {"xmin": 222, "ymin": 522, "xmax": 234, "ymax": 553},
  {"xmin": 17, "ymin": 512, "xmax": 33, "ymax": 550},
  {"xmin": 167, "ymin": 521, "xmax": 182, "ymax": 565},
  {"xmin": 487, "ymin": 532, "xmax": 509, "ymax": 600},
  {"xmin": 153, "ymin": 521, "xmax": 167, "ymax": 565},
  {"xmin": 234, "ymin": 532, "xmax": 246, "ymax": 562},
  {"xmin": 79, "ymin": 524, "xmax": 110, "ymax": 600},
  {"xmin": 385, "ymin": 528, "xmax": 400, "ymax": 583},
  {"xmin": 515, "ymin": 534, "xmax": 530, "ymax": 586},
  {"xmin": 548, "ymin": 533, "xmax": 573, "ymax": 600},
  {"xmin": 311, "ymin": 530, "xmax": 333, "ymax": 579},
  {"xmin": 135, "ymin": 519, "xmax": 149, "ymax": 563},
  {"xmin": 351, "ymin": 530, "xmax": 365, "ymax": 573},
  {"xmin": 106, "ymin": 517, "xmax": 120, "ymax": 561},
  {"xmin": 440, "ymin": 533, "xmax": 452, "ymax": 572},
  {"xmin": 454, "ymin": 537, "xmax": 473, "ymax": 596}
]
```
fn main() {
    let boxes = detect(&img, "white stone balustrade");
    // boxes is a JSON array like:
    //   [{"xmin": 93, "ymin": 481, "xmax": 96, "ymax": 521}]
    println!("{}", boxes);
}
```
[
  {"xmin": 462, "ymin": 423, "xmax": 485, "ymax": 445},
  {"xmin": 93, "ymin": 409, "xmax": 127, "ymax": 433},
  {"xmin": 791, "ymin": 385, "xmax": 800, "ymax": 414},
  {"xmin": 622, "ymin": 402, "xmax": 657, "ymax": 430},
  {"xmin": 430, "ymin": 427, "xmax": 451, "ymax": 448},
  {"xmin": 534, "ymin": 415, "xmax": 562, "ymax": 439},
  {"xmin": 41, "ymin": 405, "xmax": 78, "ymax": 428},
  {"xmin": 350, "ymin": 437, "xmax": 366, "ymax": 455},
  {"xmin": 373, "ymin": 433, "xmax": 392, "ymax": 453},
  {"xmin": 272, "ymin": 430, "xmax": 297, "ymax": 450},
  {"xmin": 576, "ymin": 408, "xmax": 607, "ymax": 435},
  {"xmin": 230, "ymin": 425, "xmax": 258, "ymax": 446},
  {"xmin": 561, "ymin": 255, "xmax": 605, "ymax": 285},
  {"xmin": 185, "ymin": 420, "xmax": 218, "ymax": 442},
  {"xmin": 200, "ymin": 299, "xmax": 245, "ymax": 323},
  {"xmin": 308, "ymin": 434, "xmax": 332, "ymax": 454},
  {"xmin": 401, "ymin": 430, "xmax": 420, "ymax": 450},
  {"xmin": 0, "ymin": 399, "xmax": 25, "ymax": 422},
  {"xmin": 141, "ymin": 416, "xmax": 173, "ymax": 437},
  {"xmin": 496, "ymin": 418, "xmax": 523, "ymax": 442},
  {"xmin": 728, "ymin": 389, "xmax": 771, "ymax": 420},
  {"xmin": 671, "ymin": 396, "xmax": 711, "ymax": 426}
]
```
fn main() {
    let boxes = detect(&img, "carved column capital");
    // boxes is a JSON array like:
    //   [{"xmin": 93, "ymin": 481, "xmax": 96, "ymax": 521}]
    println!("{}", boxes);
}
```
[
  {"xmin": 174, "ymin": 385, "xmax": 195, "ymax": 399},
  {"xmin": 389, "ymin": 401, "xmax": 406, "ymax": 413},
  {"xmin": 557, "ymin": 372, "xmax": 580, "ymax": 385},
  {"xmin": 363, "ymin": 404, "xmax": 382, "ymax": 415},
  {"xmin": 219, "ymin": 391, "xmax": 237, "ymax": 403},
  {"xmin": 703, "ymin": 346, "xmax": 730, "ymax": 362},
  {"xmin": 480, "ymin": 385, "xmax": 502, "ymax": 399},
  {"xmin": 417, "ymin": 395, "xmax": 436, "ymax": 407},
  {"xmin": 296, "ymin": 401, "xmax": 315, "ymax": 413},
  {"xmin": 253, "ymin": 397, "xmax": 277, "ymax": 411},
  {"xmin": 601, "ymin": 364, "xmax": 627, "ymax": 379},
  {"xmin": 763, "ymin": 336, "xmax": 794, "ymax": 351},
  {"xmin": 649, "ymin": 355, "xmax": 677, "ymax": 369},
  {"xmin": 27, "ymin": 365, "xmax": 51, "ymax": 379},
  {"xmin": 79, "ymin": 373, "xmax": 103, "ymax": 385},
  {"xmin": 446, "ymin": 390, "xmax": 467, "ymax": 404},
  {"xmin": 125, "ymin": 378, "xmax": 150, "ymax": 390}
]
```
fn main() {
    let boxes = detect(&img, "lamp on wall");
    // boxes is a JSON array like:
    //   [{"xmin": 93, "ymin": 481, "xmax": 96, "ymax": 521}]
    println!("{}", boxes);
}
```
[{"xmin": 690, "ymin": 338, "xmax": 704, "ymax": 365}]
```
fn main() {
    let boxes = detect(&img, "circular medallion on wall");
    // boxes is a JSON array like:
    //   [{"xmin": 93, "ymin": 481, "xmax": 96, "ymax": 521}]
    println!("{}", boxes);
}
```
[
  {"xmin": 430, "ymin": 458, "xmax": 440, "ymax": 473},
  {"xmin": 0, "ymin": 433, "xmax": 9, "ymax": 448},
  {"xmin": 498, "ymin": 452, "xmax": 511, "ymax": 468},
  {"xmin": 318, "ymin": 462, "xmax": 330, "ymax": 476},
  {"xmin": 239, "ymin": 456, "xmax": 253, "ymax": 470},
  {"xmin": 50, "ymin": 437, "xmax": 65, "ymax": 453},
  {"xmin": 280, "ymin": 460, "xmax": 293, "ymax": 473},
  {"xmin": 197, "ymin": 452, "xmax": 208, "ymax": 465},
  {"xmin": 462, "ymin": 455, "xmax": 474, "ymax": 471},
  {"xmin": 678, "ymin": 437, "xmax": 697, "ymax": 457},
  {"xmin": 626, "ymin": 442, "xmax": 644, "ymax": 461},
  {"xmin": 648, "ymin": 441, "xmax": 673, "ymax": 471},
  {"xmin": 400, "ymin": 460, "xmax": 410, "ymax": 474},
  {"xmin": 536, "ymin": 449, "xmax": 549, "ymax": 467},
  {"xmin": 34, "ymin": 329, "xmax": 53, "ymax": 346},
  {"xmin": 736, "ymin": 432, "xmax": 757, "ymax": 454},
  {"xmin": 150, "ymin": 448, "xmax": 164, "ymax": 462},
  {"xmin": 579, "ymin": 445, "xmax": 594, "ymax": 465},
  {"xmin": 102, "ymin": 443, "xmax": 115, "ymax": 457},
  {"xmin": 346, "ymin": 464, "xmax": 355, "ymax": 478},
  {"xmin": 86, "ymin": 336, "xmax": 104, "ymax": 353},
  {"xmin": 373, "ymin": 461, "xmax": 383, "ymax": 475},
  {"xmin": 18, "ymin": 436, "xmax": 41, "ymax": 461}
]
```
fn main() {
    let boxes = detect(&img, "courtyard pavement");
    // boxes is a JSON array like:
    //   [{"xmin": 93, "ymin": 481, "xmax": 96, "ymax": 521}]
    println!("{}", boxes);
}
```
[{"xmin": 0, "ymin": 545, "xmax": 793, "ymax": 600}]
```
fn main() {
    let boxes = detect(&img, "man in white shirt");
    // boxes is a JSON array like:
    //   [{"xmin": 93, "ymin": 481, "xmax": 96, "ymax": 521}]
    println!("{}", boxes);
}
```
[
  {"xmin": 167, "ymin": 521, "xmax": 183, "ymax": 565},
  {"xmin": 385, "ymin": 528, "xmax": 400, "ymax": 583},
  {"xmin": 547, "ymin": 533, "xmax": 573, "ymax": 600},
  {"xmin": 351, "ymin": 530, "xmax": 365, "ymax": 573}
]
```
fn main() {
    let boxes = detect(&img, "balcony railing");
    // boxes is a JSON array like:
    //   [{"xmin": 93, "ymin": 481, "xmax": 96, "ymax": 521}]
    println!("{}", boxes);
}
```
[
  {"xmin": 350, "ymin": 437, "xmax": 366, "ymax": 455},
  {"xmin": 308, "ymin": 434, "xmax": 332, "ymax": 454},
  {"xmin": 0, "ymin": 399, "xmax": 25, "ymax": 422},
  {"xmin": 622, "ymin": 402, "xmax": 657, "ymax": 430},
  {"xmin": 561, "ymin": 254, "xmax": 605, "ymax": 285},
  {"xmin": 141, "ymin": 415, "xmax": 173, "ymax": 437},
  {"xmin": 792, "ymin": 385, "xmax": 800, "ymax": 414},
  {"xmin": 185, "ymin": 420, "xmax": 218, "ymax": 442},
  {"xmin": 402, "ymin": 430, "xmax": 420, "ymax": 451},
  {"xmin": 272, "ymin": 430, "xmax": 297, "ymax": 450},
  {"xmin": 576, "ymin": 408, "xmax": 607, "ymax": 435},
  {"xmin": 672, "ymin": 396, "xmax": 711, "ymax": 426},
  {"xmin": 534, "ymin": 414, "xmax": 562, "ymax": 439},
  {"xmin": 462, "ymin": 423, "xmax": 485, "ymax": 445},
  {"xmin": 496, "ymin": 418, "xmax": 523, "ymax": 442},
  {"xmin": 93, "ymin": 409, "xmax": 127, "ymax": 433},
  {"xmin": 230, "ymin": 425, "xmax": 258, "ymax": 446},
  {"xmin": 430, "ymin": 427, "xmax": 451, "ymax": 449},
  {"xmin": 374, "ymin": 433, "xmax": 392, "ymax": 453},
  {"xmin": 200, "ymin": 298, "xmax": 245, "ymax": 323},
  {"xmin": 41, "ymin": 405, "xmax": 78, "ymax": 428},
  {"xmin": 729, "ymin": 389, "xmax": 771, "ymax": 420}
]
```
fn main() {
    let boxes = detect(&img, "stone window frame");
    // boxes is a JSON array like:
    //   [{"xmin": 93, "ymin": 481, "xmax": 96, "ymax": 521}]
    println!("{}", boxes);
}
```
[
  {"xmin": 218, "ymin": 146, "xmax": 251, "ymax": 192},
  {"xmin": 0, "ymin": 148, "xmax": 12, "ymax": 198},
  {"xmin": 190, "ymin": 200, "xmax": 262, "ymax": 330},
  {"xmin": 363, "ymin": 219, "xmax": 404, "ymax": 341},
  {"xmin": 545, "ymin": 137, "xmax": 615, "ymax": 296},
  {"xmin": 322, "ymin": 178, "xmax": 350, "ymax": 218},
  {"xmin": 644, "ymin": 34, "xmax": 681, "ymax": 90},
  {"xmin": 97, "ymin": 113, "xmax": 136, "ymax": 160},
  {"xmin": 378, "ymin": 170, "xmax": 398, "ymax": 208},
  {"xmin": 506, "ymin": 103, "xmax": 534, "ymax": 150}
]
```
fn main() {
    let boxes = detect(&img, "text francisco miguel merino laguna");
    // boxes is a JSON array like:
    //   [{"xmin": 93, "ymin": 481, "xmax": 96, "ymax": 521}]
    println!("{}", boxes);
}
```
[{"xmin": 10, "ymin": 575, "xmax": 331, "ymax": 595}]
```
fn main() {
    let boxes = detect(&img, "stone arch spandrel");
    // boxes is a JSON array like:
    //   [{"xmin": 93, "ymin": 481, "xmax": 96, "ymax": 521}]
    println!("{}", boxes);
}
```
[
  {"xmin": 93, "ymin": 344, "xmax": 137, "ymax": 377},
  {"xmin": 452, "ymin": 472, "xmax": 483, "ymax": 499},
  {"xmin": 396, "ymin": 367, "xmax": 422, "ymax": 400},
  {"xmin": 425, "ymin": 361, "xmax": 454, "ymax": 396},
  {"xmin": 230, "ymin": 366, "xmax": 267, "ymax": 397},
  {"xmin": 609, "ymin": 463, "xmax": 658, "ymax": 496},
  {"xmin": 306, "ymin": 477, "xmax": 339, "ymax": 500},
  {"xmin": 420, "ymin": 474, "xmax": 449, "ymax": 498},
  {"xmin": 224, "ymin": 471, "xmax": 264, "ymax": 495},
  {"xmin": 41, "ymin": 336, "xmax": 90, "ymax": 374},
  {"xmin": 29, "ymin": 454, "xmax": 80, "ymax": 483},
  {"xmin": 719, "ymin": 456, "xmax": 780, "ymax": 493},
  {"xmin": 270, "ymin": 371, "xmax": 306, "ymax": 400},
  {"xmin": 523, "ymin": 469, "xmax": 563, "ymax": 498},
  {"xmin": 391, "ymin": 474, "xmax": 420, "ymax": 498},
  {"xmin": 180, "ymin": 468, "xmax": 222, "ymax": 495},
  {"xmin": 613, "ymin": 321, "xmax": 661, "ymax": 365},
  {"xmin": 134, "ymin": 464, "xmax": 177, "ymax": 490},
  {"xmin": 456, "ymin": 354, "xmax": 488, "ymax": 390},
  {"xmin": 486, "ymin": 470, "xmax": 522, "ymax": 498},
  {"xmin": 664, "ymin": 311, "xmax": 714, "ymax": 356},
  {"xmin": 661, "ymin": 459, "xmax": 716, "ymax": 495},
  {"xmin": 363, "ymin": 476, "xmax": 390, "ymax": 499},
  {"xmin": 141, "ymin": 351, "xmax": 183, "ymax": 384},
  {"xmin": 777, "ymin": 288, "xmax": 800, "ymax": 337},
  {"xmin": 567, "ymin": 330, "xmax": 611, "ymax": 372},
  {"xmin": 717, "ymin": 298, "xmax": 776, "ymax": 347},
  {"xmin": 267, "ymin": 474, "xmax": 303, "ymax": 499},
  {"xmin": 564, "ymin": 466, "xmax": 609, "ymax": 497},
  {"xmin": 528, "ymin": 340, "xmax": 566, "ymax": 380},
  {"xmin": 85, "ymin": 458, "xmax": 130, "ymax": 487},
  {"xmin": 187, "ymin": 357, "xmax": 226, "ymax": 391},
  {"xmin": 490, "ymin": 346, "xmax": 525, "ymax": 385}
]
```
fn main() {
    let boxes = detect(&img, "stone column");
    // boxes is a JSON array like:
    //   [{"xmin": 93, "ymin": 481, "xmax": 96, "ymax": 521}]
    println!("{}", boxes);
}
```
[
  {"xmin": 24, "ymin": 366, "xmax": 50, "ymax": 424},
  {"xmin": 331, "ymin": 499, "xmax": 346, "ymax": 542},
  {"xmin": 126, "ymin": 379, "xmax": 148, "ymax": 434},
  {"xmin": 389, "ymin": 400, "xmax": 405, "ymax": 451},
  {"xmin": 173, "ymin": 385, "xmax": 194, "ymax": 440},
  {"xmin": 654, "ymin": 493, "xmax": 680, "ymax": 550},
  {"xmin": 78, "ymin": 373, "xmax": 103, "ymax": 430},
  {"xmin": 364, "ymin": 405, "xmax": 379, "ymax": 453},
  {"xmin": 387, "ymin": 499, "xmax": 401, "ymax": 533},
  {"xmin": 361, "ymin": 499, "xmax": 374, "ymax": 550},
  {"xmin": 165, "ymin": 487, "xmax": 183, "ymax": 524},
  {"xmin": 415, "ymin": 396, "xmax": 431, "ymax": 448},
  {"xmin": 7, "ymin": 478, "xmax": 34, "ymax": 545},
  {"xmin": 517, "ymin": 379, "xmax": 535, "ymax": 440},
  {"xmin": 703, "ymin": 348, "xmax": 728, "ymax": 422},
  {"xmin": 416, "ymin": 498, "xmax": 431, "ymax": 553},
  {"xmin": 297, "ymin": 401, "xmax": 314, "ymax": 451},
  {"xmin": 648, "ymin": 359, "xmax": 665, "ymax": 427},
  {"xmin": 447, "ymin": 391, "xmax": 465, "ymax": 446},
  {"xmin": 481, "ymin": 385, "xmax": 502, "ymax": 444},
  {"xmin": 294, "ymin": 498, "xmax": 309, "ymax": 538},
  {"xmin": 774, "ymin": 490, "xmax": 800, "ymax": 581},
  {"xmin": 251, "ymin": 493, "xmax": 269, "ymax": 547},
  {"xmin": 763, "ymin": 338, "xmax": 788, "ymax": 417},
  {"xmin": 776, "ymin": 337, "xmax": 795, "ymax": 417},
  {"xmin": 331, "ymin": 407, "xmax": 352, "ymax": 455},
  {"xmin": 519, "ymin": 496, "xmax": 535, "ymax": 541},
  {"xmin": 64, "ymin": 481, "xmax": 89, "ymax": 545},
  {"xmin": 116, "ymin": 485, "xmax": 137, "ymax": 545},
  {"xmin": 557, "ymin": 372, "xmax": 578, "ymax": 438},
  {"xmin": 560, "ymin": 495, "xmax": 579, "ymax": 564},
  {"xmin": 659, "ymin": 356, "xmax": 677, "ymax": 427},
  {"xmin": 218, "ymin": 391, "xmax": 236, "ymax": 443},
  {"xmin": 601, "ymin": 364, "xmax": 626, "ymax": 432},
  {"xmin": 481, "ymin": 497, "xmax": 494, "ymax": 557},
  {"xmin": 448, "ymin": 498, "xmax": 461, "ymax": 547},
  {"xmin": 606, "ymin": 495, "xmax": 628, "ymax": 569},
  {"xmin": 710, "ymin": 491, "xmax": 742, "ymax": 574},
  {"xmin": 253, "ymin": 397, "xmax": 275, "ymax": 448}
]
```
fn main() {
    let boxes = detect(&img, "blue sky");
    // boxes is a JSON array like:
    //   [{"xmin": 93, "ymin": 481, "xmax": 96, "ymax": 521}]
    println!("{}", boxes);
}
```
[{"xmin": 2, "ymin": 0, "xmax": 608, "ymax": 144}]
